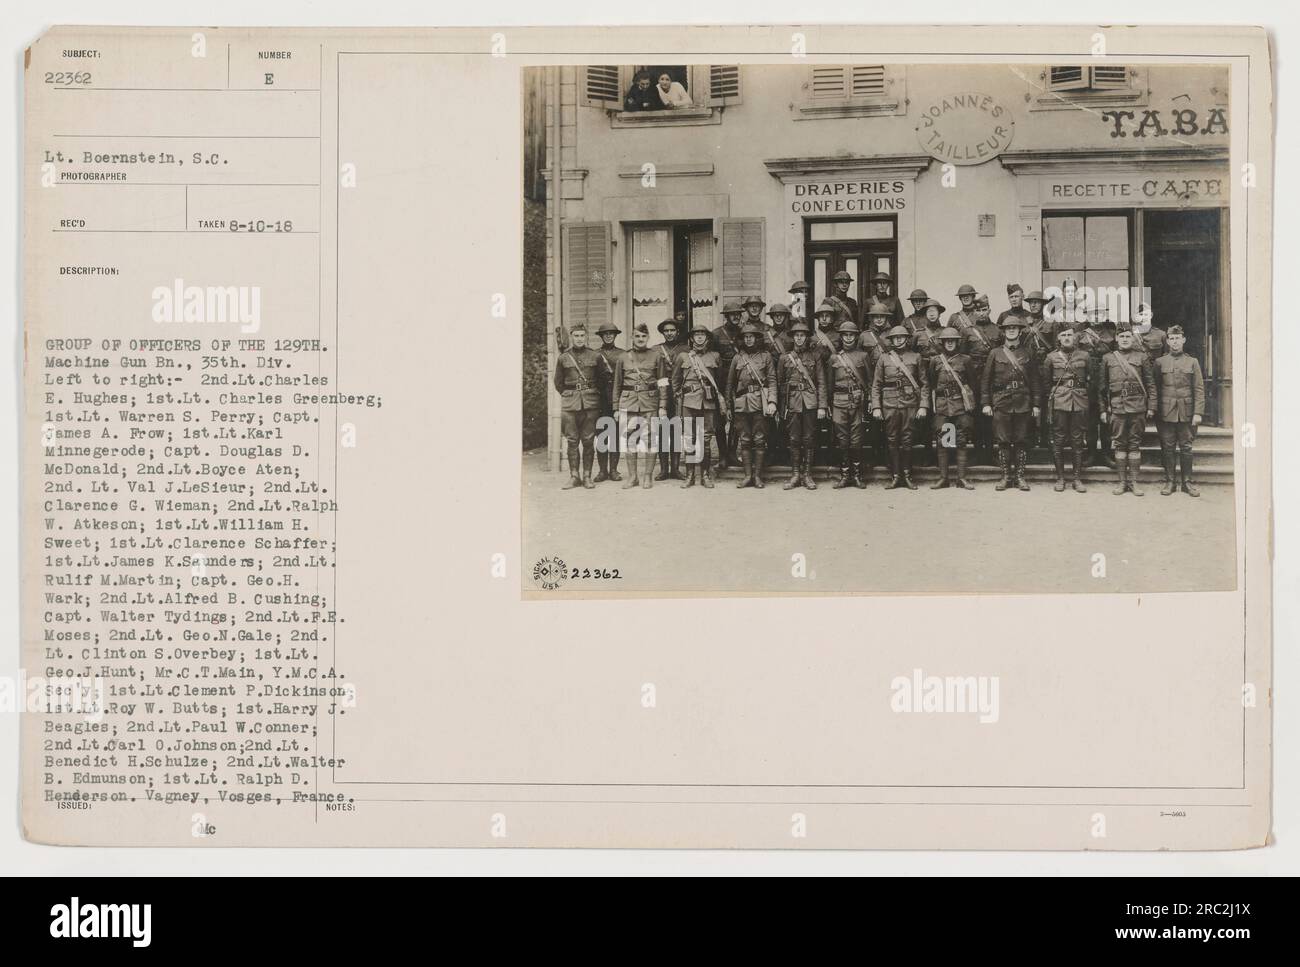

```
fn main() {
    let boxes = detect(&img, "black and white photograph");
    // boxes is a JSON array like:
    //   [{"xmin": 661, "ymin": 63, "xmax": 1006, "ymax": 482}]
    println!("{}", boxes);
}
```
[{"xmin": 523, "ymin": 60, "xmax": 1239, "ymax": 595}]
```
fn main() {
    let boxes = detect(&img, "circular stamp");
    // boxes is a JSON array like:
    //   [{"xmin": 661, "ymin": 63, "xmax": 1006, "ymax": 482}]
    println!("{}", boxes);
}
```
[{"xmin": 532, "ymin": 556, "xmax": 568, "ymax": 591}]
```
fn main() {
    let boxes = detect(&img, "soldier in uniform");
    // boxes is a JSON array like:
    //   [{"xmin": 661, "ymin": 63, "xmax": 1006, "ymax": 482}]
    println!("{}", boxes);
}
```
[
  {"xmin": 611, "ymin": 321, "xmax": 667, "ymax": 489},
  {"xmin": 829, "ymin": 269, "xmax": 860, "ymax": 327},
  {"xmin": 591, "ymin": 321, "xmax": 625, "ymax": 482},
  {"xmin": 828, "ymin": 320, "xmax": 875, "ymax": 489},
  {"xmin": 981, "ymin": 315, "xmax": 1041, "ymax": 492},
  {"xmin": 912, "ymin": 298, "xmax": 947, "ymax": 359},
  {"xmin": 1099, "ymin": 324, "xmax": 1157, "ymax": 496},
  {"xmin": 788, "ymin": 280, "xmax": 810, "ymax": 323},
  {"xmin": 672, "ymin": 325, "xmax": 724, "ymax": 489},
  {"xmin": 711, "ymin": 300, "xmax": 745, "ymax": 469},
  {"xmin": 808, "ymin": 299, "xmax": 844, "ymax": 470},
  {"xmin": 766, "ymin": 302, "xmax": 797, "ymax": 355},
  {"xmin": 871, "ymin": 325, "xmax": 930, "ymax": 490},
  {"xmin": 947, "ymin": 284, "xmax": 979, "ymax": 332},
  {"xmin": 869, "ymin": 271, "xmax": 906, "ymax": 325},
  {"xmin": 727, "ymin": 320, "xmax": 778, "ymax": 488},
  {"xmin": 1135, "ymin": 304, "xmax": 1169, "ymax": 362},
  {"xmin": 741, "ymin": 293, "xmax": 766, "ymax": 331},
  {"xmin": 654, "ymin": 318, "xmax": 688, "ymax": 481},
  {"xmin": 1020, "ymin": 291, "xmax": 1056, "ymax": 451},
  {"xmin": 777, "ymin": 319, "xmax": 827, "ymax": 490},
  {"xmin": 1040, "ymin": 326, "xmax": 1093, "ymax": 493},
  {"xmin": 552, "ymin": 322, "xmax": 605, "ymax": 490},
  {"xmin": 927, "ymin": 327, "xmax": 978, "ymax": 490},
  {"xmin": 903, "ymin": 288, "xmax": 930, "ymax": 336},
  {"xmin": 1153, "ymin": 324, "xmax": 1205, "ymax": 497},
  {"xmin": 1072, "ymin": 316, "xmax": 1118, "ymax": 468},
  {"xmin": 997, "ymin": 283, "xmax": 1030, "ymax": 328},
  {"xmin": 961, "ymin": 293, "xmax": 1002, "ymax": 465},
  {"xmin": 862, "ymin": 301, "xmax": 895, "ymax": 472}
]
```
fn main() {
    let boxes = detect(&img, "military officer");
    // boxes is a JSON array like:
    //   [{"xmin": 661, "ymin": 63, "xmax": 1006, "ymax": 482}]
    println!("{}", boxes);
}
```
[
  {"xmin": 778, "ymin": 319, "xmax": 828, "ymax": 490},
  {"xmin": 961, "ymin": 293, "xmax": 1002, "ymax": 465},
  {"xmin": 552, "ymin": 323, "xmax": 606, "ymax": 490},
  {"xmin": 927, "ymin": 327, "xmax": 978, "ymax": 490},
  {"xmin": 1020, "ymin": 291, "xmax": 1056, "ymax": 450},
  {"xmin": 654, "ymin": 318, "xmax": 689, "ymax": 481},
  {"xmin": 672, "ymin": 325, "xmax": 724, "ymax": 489},
  {"xmin": 727, "ymin": 320, "xmax": 778, "ymax": 488},
  {"xmin": 829, "ymin": 269, "xmax": 860, "ymax": 327},
  {"xmin": 1072, "ymin": 316, "xmax": 1118, "ymax": 468},
  {"xmin": 871, "ymin": 325, "xmax": 930, "ymax": 490},
  {"xmin": 741, "ymin": 293, "xmax": 766, "ymax": 329},
  {"xmin": 869, "ymin": 271, "xmax": 906, "ymax": 325},
  {"xmin": 611, "ymin": 321, "xmax": 668, "ymax": 489},
  {"xmin": 1040, "ymin": 326, "xmax": 1093, "ymax": 493},
  {"xmin": 1153, "ymin": 324, "xmax": 1205, "ymax": 497},
  {"xmin": 981, "ymin": 315, "xmax": 1041, "ymax": 492},
  {"xmin": 1099, "ymin": 324, "xmax": 1157, "ymax": 496},
  {"xmin": 947, "ymin": 284, "xmax": 979, "ymax": 332},
  {"xmin": 766, "ymin": 302, "xmax": 797, "ymax": 356},
  {"xmin": 862, "ymin": 300, "xmax": 896, "ymax": 471},
  {"xmin": 828, "ymin": 320, "xmax": 875, "ymax": 489},
  {"xmin": 711, "ymin": 300, "xmax": 746, "ymax": 469},
  {"xmin": 591, "ymin": 321, "xmax": 626, "ymax": 482},
  {"xmin": 903, "ymin": 288, "xmax": 930, "ymax": 336},
  {"xmin": 808, "ymin": 299, "xmax": 844, "ymax": 467}
]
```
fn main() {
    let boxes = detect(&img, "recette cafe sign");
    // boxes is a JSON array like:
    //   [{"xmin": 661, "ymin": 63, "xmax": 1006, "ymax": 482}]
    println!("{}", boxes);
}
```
[{"xmin": 915, "ymin": 93, "xmax": 1015, "ymax": 165}]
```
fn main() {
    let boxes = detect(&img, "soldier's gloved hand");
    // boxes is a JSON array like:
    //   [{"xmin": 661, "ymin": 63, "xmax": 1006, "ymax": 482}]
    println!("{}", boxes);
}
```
[
  {"xmin": 918, "ymin": 408, "xmax": 928, "ymax": 418},
  {"xmin": 817, "ymin": 408, "xmax": 826, "ymax": 420},
  {"xmin": 872, "ymin": 408, "xmax": 883, "ymax": 421},
  {"xmin": 765, "ymin": 403, "xmax": 776, "ymax": 417},
  {"xmin": 982, "ymin": 405, "xmax": 992, "ymax": 416},
  {"xmin": 1192, "ymin": 414, "xmax": 1203, "ymax": 426},
  {"xmin": 1032, "ymin": 407, "xmax": 1040, "ymax": 418}
]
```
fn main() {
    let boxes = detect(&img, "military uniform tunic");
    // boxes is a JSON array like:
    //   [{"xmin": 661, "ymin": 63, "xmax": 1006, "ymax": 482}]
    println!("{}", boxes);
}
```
[
  {"xmin": 727, "ymin": 349, "xmax": 777, "ymax": 450},
  {"xmin": 871, "ymin": 349, "xmax": 930, "ymax": 449},
  {"xmin": 1100, "ymin": 348, "xmax": 1156, "ymax": 452},
  {"xmin": 927, "ymin": 351, "xmax": 977, "ymax": 446},
  {"xmin": 828, "ymin": 345, "xmax": 872, "ymax": 450},
  {"xmin": 1041, "ymin": 347, "xmax": 1093, "ymax": 451},
  {"xmin": 554, "ymin": 346, "xmax": 606, "ymax": 452},
  {"xmin": 778, "ymin": 345, "xmax": 826, "ymax": 450},
  {"xmin": 1153, "ymin": 351, "xmax": 1205, "ymax": 452},
  {"xmin": 981, "ymin": 344, "xmax": 1040, "ymax": 445},
  {"xmin": 672, "ymin": 348, "xmax": 722, "ymax": 459}
]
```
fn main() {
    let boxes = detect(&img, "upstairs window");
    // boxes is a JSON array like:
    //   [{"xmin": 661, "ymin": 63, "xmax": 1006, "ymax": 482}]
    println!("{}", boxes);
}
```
[
  {"xmin": 581, "ymin": 65, "xmax": 741, "ymax": 127},
  {"xmin": 1035, "ymin": 64, "xmax": 1146, "ymax": 110},
  {"xmin": 794, "ymin": 64, "xmax": 905, "ymax": 119}
]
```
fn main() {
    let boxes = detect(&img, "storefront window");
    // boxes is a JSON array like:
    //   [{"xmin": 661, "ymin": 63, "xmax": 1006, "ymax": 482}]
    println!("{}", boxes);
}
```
[
  {"xmin": 629, "ymin": 222, "xmax": 715, "ymax": 340},
  {"xmin": 1042, "ymin": 212, "xmax": 1132, "ymax": 321}
]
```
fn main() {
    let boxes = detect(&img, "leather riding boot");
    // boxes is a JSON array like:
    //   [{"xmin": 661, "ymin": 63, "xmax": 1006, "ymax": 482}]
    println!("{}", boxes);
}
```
[
  {"xmin": 1052, "ymin": 448, "xmax": 1066, "ymax": 492},
  {"xmin": 1015, "ymin": 446, "xmax": 1031, "ymax": 491},
  {"xmin": 670, "ymin": 450, "xmax": 685, "ymax": 481},
  {"xmin": 680, "ymin": 464, "xmax": 696, "ymax": 488},
  {"xmin": 1180, "ymin": 451, "xmax": 1201, "ymax": 497},
  {"xmin": 1160, "ymin": 448, "xmax": 1177, "ymax": 495},
  {"xmin": 700, "ymin": 450, "xmax": 714, "ymax": 489},
  {"xmin": 902, "ymin": 446, "xmax": 918, "ymax": 490},
  {"xmin": 931, "ymin": 447, "xmax": 950, "ymax": 489},
  {"xmin": 736, "ymin": 448, "xmax": 753, "ymax": 488},
  {"xmin": 753, "ymin": 449, "xmax": 767, "ymax": 488},
  {"xmin": 995, "ymin": 447, "xmax": 1010, "ymax": 492},
  {"xmin": 622, "ymin": 451, "xmax": 640, "ymax": 489},
  {"xmin": 884, "ymin": 448, "xmax": 901, "ymax": 489},
  {"xmin": 562, "ymin": 444, "xmax": 582, "ymax": 490},
  {"xmin": 594, "ymin": 449, "xmax": 609, "ymax": 483},
  {"xmin": 655, "ymin": 450, "xmax": 669, "ymax": 481},
  {"xmin": 641, "ymin": 452, "xmax": 654, "ymax": 489},
  {"xmin": 1112, "ymin": 451, "xmax": 1128, "ymax": 495},
  {"xmin": 582, "ymin": 448, "xmax": 596, "ymax": 489},
  {"xmin": 784, "ymin": 448, "xmax": 802, "ymax": 490},
  {"xmin": 608, "ymin": 450, "xmax": 622, "ymax": 482},
  {"xmin": 955, "ymin": 448, "xmax": 975, "ymax": 490},
  {"xmin": 1071, "ymin": 451, "xmax": 1087, "ymax": 493},
  {"xmin": 834, "ymin": 450, "xmax": 852, "ymax": 489},
  {"xmin": 853, "ymin": 450, "xmax": 869, "ymax": 489},
  {"xmin": 1128, "ymin": 452, "xmax": 1145, "ymax": 496}
]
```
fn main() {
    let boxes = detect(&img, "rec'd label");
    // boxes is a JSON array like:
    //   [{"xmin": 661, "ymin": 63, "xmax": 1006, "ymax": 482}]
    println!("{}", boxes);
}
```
[{"xmin": 915, "ymin": 92, "xmax": 1015, "ymax": 165}]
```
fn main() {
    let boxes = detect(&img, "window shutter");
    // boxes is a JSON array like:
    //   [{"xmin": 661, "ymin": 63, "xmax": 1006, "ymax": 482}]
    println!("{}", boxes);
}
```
[
  {"xmin": 850, "ymin": 65, "xmax": 886, "ymax": 96},
  {"xmin": 561, "ymin": 222, "xmax": 614, "ymax": 332},
  {"xmin": 707, "ymin": 65, "xmax": 742, "ymax": 106},
  {"xmin": 810, "ymin": 65, "xmax": 848, "ymax": 99},
  {"xmin": 1048, "ymin": 65, "xmax": 1087, "ymax": 91},
  {"xmin": 1090, "ymin": 65, "xmax": 1131, "ymax": 89},
  {"xmin": 719, "ymin": 217, "xmax": 764, "ymax": 302},
  {"xmin": 581, "ymin": 66, "xmax": 620, "ymax": 108}
]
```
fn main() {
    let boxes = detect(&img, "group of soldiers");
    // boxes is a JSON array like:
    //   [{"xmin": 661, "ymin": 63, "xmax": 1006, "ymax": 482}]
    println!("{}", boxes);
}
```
[{"xmin": 552, "ymin": 271, "xmax": 1207, "ymax": 498}]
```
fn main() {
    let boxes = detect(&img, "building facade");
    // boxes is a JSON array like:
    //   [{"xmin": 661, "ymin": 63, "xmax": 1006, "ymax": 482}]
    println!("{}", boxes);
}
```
[{"xmin": 537, "ymin": 62, "xmax": 1231, "ymax": 463}]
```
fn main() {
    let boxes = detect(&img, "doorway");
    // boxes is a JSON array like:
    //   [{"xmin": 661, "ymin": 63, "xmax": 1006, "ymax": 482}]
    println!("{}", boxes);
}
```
[{"xmin": 804, "ymin": 216, "xmax": 897, "ymax": 319}]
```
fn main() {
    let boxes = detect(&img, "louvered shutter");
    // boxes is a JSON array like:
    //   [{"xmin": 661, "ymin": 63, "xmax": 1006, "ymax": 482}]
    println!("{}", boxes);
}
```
[
  {"xmin": 561, "ymin": 222, "xmax": 614, "ymax": 332},
  {"xmin": 706, "ymin": 65, "xmax": 742, "ymax": 106},
  {"xmin": 850, "ymin": 65, "xmax": 886, "ymax": 96},
  {"xmin": 719, "ymin": 218, "xmax": 764, "ymax": 303},
  {"xmin": 810, "ymin": 65, "xmax": 848, "ymax": 98},
  {"xmin": 581, "ymin": 66, "xmax": 620, "ymax": 108},
  {"xmin": 1090, "ymin": 65, "xmax": 1131, "ymax": 89},
  {"xmin": 1048, "ymin": 65, "xmax": 1088, "ymax": 91}
]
